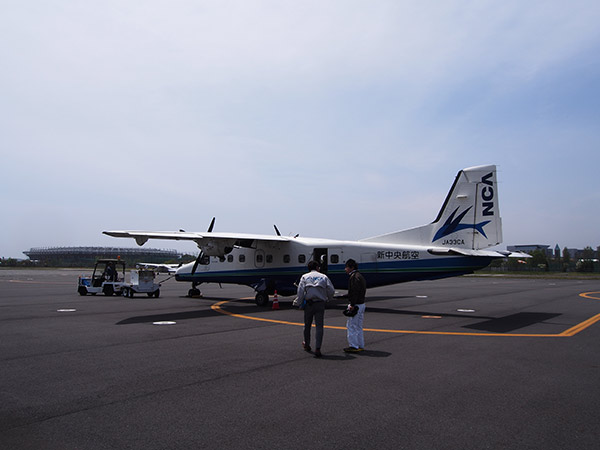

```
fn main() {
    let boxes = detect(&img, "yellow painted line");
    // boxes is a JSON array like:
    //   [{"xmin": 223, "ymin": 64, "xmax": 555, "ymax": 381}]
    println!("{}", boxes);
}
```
[
  {"xmin": 560, "ymin": 313, "xmax": 600, "ymax": 337},
  {"xmin": 210, "ymin": 299, "xmax": 600, "ymax": 338},
  {"xmin": 580, "ymin": 291, "xmax": 600, "ymax": 300}
]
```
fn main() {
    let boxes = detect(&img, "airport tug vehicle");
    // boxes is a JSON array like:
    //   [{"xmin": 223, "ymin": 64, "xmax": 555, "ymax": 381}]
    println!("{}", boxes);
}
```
[
  {"xmin": 78, "ymin": 259, "xmax": 127, "ymax": 296},
  {"xmin": 78, "ymin": 259, "xmax": 161, "ymax": 297}
]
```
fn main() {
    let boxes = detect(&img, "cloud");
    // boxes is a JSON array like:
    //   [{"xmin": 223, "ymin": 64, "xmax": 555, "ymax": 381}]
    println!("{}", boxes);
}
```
[{"xmin": 2, "ymin": 1, "xmax": 600, "ymax": 257}]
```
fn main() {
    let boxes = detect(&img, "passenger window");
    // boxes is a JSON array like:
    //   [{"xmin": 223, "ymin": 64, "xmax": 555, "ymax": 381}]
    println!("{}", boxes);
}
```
[
  {"xmin": 227, "ymin": 255, "xmax": 233, "ymax": 263},
  {"xmin": 239, "ymin": 254, "xmax": 246, "ymax": 263},
  {"xmin": 256, "ymin": 254, "xmax": 264, "ymax": 263},
  {"xmin": 266, "ymin": 254, "xmax": 273, "ymax": 263},
  {"xmin": 331, "ymin": 254, "xmax": 339, "ymax": 264},
  {"xmin": 283, "ymin": 254, "xmax": 291, "ymax": 263},
  {"xmin": 298, "ymin": 254, "xmax": 306, "ymax": 264}
]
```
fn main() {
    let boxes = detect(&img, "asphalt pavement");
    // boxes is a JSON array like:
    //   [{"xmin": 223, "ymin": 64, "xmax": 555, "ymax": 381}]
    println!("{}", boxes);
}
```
[{"xmin": 1, "ymin": 269, "xmax": 599, "ymax": 449}]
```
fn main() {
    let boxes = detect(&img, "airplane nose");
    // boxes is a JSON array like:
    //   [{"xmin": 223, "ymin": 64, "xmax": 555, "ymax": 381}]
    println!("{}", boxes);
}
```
[
  {"xmin": 175, "ymin": 261, "xmax": 200, "ymax": 283},
  {"xmin": 176, "ymin": 262, "xmax": 193, "ymax": 275}
]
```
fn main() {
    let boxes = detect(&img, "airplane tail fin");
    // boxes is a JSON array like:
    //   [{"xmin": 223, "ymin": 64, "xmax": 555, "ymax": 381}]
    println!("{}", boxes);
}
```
[{"xmin": 361, "ymin": 165, "xmax": 503, "ymax": 250}]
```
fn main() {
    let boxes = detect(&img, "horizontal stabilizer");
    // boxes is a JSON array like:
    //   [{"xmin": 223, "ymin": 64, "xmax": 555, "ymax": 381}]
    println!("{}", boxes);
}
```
[{"xmin": 427, "ymin": 248, "xmax": 508, "ymax": 257}]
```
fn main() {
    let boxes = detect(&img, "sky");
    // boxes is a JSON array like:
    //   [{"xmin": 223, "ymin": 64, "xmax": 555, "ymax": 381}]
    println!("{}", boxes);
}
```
[{"xmin": 2, "ymin": 0, "xmax": 599, "ymax": 258}]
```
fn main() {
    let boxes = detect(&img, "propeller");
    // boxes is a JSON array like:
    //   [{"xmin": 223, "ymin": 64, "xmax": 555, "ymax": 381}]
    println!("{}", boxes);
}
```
[
  {"xmin": 191, "ymin": 217, "xmax": 216, "ymax": 275},
  {"xmin": 191, "ymin": 252, "xmax": 203, "ymax": 275}
]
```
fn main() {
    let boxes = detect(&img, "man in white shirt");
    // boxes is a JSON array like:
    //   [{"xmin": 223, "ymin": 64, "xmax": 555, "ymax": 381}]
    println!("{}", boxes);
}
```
[{"xmin": 296, "ymin": 260, "xmax": 335, "ymax": 358}]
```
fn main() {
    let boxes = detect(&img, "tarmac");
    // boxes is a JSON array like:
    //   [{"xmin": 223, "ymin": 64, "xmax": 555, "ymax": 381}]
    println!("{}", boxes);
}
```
[{"xmin": 1, "ymin": 268, "xmax": 599, "ymax": 449}]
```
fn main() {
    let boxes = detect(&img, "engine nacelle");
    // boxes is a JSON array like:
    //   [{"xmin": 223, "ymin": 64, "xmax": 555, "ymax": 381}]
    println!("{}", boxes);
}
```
[{"xmin": 196, "ymin": 238, "xmax": 235, "ymax": 257}]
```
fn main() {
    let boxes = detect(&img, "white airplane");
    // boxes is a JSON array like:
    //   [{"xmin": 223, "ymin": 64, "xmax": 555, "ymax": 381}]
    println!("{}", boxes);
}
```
[{"xmin": 104, "ymin": 165, "xmax": 524, "ymax": 306}]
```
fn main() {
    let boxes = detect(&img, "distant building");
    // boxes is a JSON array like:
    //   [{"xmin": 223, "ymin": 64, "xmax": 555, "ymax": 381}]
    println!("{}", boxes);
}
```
[
  {"xmin": 23, "ymin": 246, "xmax": 184, "ymax": 267},
  {"xmin": 507, "ymin": 244, "xmax": 552, "ymax": 257},
  {"xmin": 507, "ymin": 244, "xmax": 598, "ymax": 260},
  {"xmin": 507, "ymin": 244, "xmax": 550, "ymax": 253}
]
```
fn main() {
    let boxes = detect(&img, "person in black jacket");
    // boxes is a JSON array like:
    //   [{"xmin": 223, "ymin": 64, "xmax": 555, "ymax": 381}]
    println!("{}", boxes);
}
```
[{"xmin": 343, "ymin": 259, "xmax": 366, "ymax": 352}]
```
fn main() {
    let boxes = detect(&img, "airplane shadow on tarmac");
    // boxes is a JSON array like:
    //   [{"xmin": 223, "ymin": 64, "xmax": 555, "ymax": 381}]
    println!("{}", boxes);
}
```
[
  {"xmin": 116, "ymin": 309, "xmax": 221, "ymax": 325},
  {"xmin": 116, "ymin": 296, "xmax": 230, "ymax": 324},
  {"xmin": 463, "ymin": 312, "xmax": 562, "ymax": 333},
  {"xmin": 117, "ymin": 297, "xmax": 562, "ymax": 334}
]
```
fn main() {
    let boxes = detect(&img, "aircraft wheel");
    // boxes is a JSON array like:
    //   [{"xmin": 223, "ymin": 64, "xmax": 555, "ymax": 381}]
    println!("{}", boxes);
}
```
[
  {"xmin": 154, "ymin": 289, "xmax": 160, "ymax": 298},
  {"xmin": 78, "ymin": 286, "xmax": 87, "ymax": 296},
  {"xmin": 255, "ymin": 292, "xmax": 270, "ymax": 307},
  {"xmin": 147, "ymin": 292, "xmax": 153, "ymax": 297},
  {"xmin": 188, "ymin": 288, "xmax": 201, "ymax": 297}
]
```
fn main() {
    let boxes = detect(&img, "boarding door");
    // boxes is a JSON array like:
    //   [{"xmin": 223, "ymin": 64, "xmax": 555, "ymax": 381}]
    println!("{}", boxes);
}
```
[{"xmin": 312, "ymin": 248, "xmax": 329, "ymax": 274}]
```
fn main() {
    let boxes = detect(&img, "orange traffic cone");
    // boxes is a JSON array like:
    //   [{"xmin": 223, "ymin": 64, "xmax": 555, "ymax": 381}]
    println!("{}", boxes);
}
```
[{"xmin": 272, "ymin": 290, "xmax": 280, "ymax": 310}]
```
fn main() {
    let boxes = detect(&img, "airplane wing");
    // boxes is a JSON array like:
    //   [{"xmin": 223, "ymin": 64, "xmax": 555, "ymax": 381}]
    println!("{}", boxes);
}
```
[
  {"xmin": 103, "ymin": 230, "xmax": 292, "ymax": 256},
  {"xmin": 135, "ymin": 263, "xmax": 183, "ymax": 274}
]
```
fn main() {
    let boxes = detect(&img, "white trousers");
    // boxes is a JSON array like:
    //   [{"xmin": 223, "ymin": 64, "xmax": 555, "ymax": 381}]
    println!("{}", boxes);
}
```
[{"xmin": 346, "ymin": 303, "xmax": 366, "ymax": 349}]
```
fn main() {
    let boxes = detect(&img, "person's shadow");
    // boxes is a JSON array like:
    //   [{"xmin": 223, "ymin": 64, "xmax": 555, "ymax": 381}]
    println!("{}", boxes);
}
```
[{"xmin": 316, "ymin": 350, "xmax": 392, "ymax": 360}]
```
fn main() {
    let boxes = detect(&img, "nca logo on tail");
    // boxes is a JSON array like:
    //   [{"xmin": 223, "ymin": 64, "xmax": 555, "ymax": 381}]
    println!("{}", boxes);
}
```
[
  {"xmin": 480, "ymin": 171, "xmax": 495, "ymax": 217},
  {"xmin": 432, "ymin": 171, "xmax": 494, "ymax": 243}
]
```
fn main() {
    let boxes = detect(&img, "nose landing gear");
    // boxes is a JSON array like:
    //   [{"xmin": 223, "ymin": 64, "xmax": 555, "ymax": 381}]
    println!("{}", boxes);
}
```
[{"xmin": 188, "ymin": 282, "xmax": 202, "ymax": 298}]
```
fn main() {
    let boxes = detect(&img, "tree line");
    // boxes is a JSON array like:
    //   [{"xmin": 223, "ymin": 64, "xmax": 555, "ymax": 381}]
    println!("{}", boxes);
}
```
[{"xmin": 492, "ymin": 246, "xmax": 600, "ymax": 273}]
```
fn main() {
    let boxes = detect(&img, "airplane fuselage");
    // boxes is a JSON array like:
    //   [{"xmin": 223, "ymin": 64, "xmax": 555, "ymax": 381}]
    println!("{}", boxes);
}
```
[{"xmin": 174, "ymin": 237, "xmax": 493, "ymax": 296}]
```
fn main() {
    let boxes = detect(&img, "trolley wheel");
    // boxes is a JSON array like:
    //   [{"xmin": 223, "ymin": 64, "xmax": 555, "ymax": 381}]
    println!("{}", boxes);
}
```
[{"xmin": 103, "ymin": 285, "xmax": 114, "ymax": 296}]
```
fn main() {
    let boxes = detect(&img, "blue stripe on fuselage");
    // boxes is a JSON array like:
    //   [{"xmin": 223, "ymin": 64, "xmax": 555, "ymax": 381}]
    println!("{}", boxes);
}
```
[{"xmin": 175, "ymin": 256, "xmax": 494, "ymax": 291}]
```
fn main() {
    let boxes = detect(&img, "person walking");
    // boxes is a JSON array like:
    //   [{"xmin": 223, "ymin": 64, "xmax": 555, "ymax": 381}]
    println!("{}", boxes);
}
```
[
  {"xmin": 295, "ymin": 260, "xmax": 335, "ymax": 358},
  {"xmin": 343, "ymin": 258, "xmax": 367, "ymax": 353}
]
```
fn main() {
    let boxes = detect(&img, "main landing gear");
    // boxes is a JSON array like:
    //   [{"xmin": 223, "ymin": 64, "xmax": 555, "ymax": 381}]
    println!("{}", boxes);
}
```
[{"xmin": 254, "ymin": 291, "xmax": 270, "ymax": 307}]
